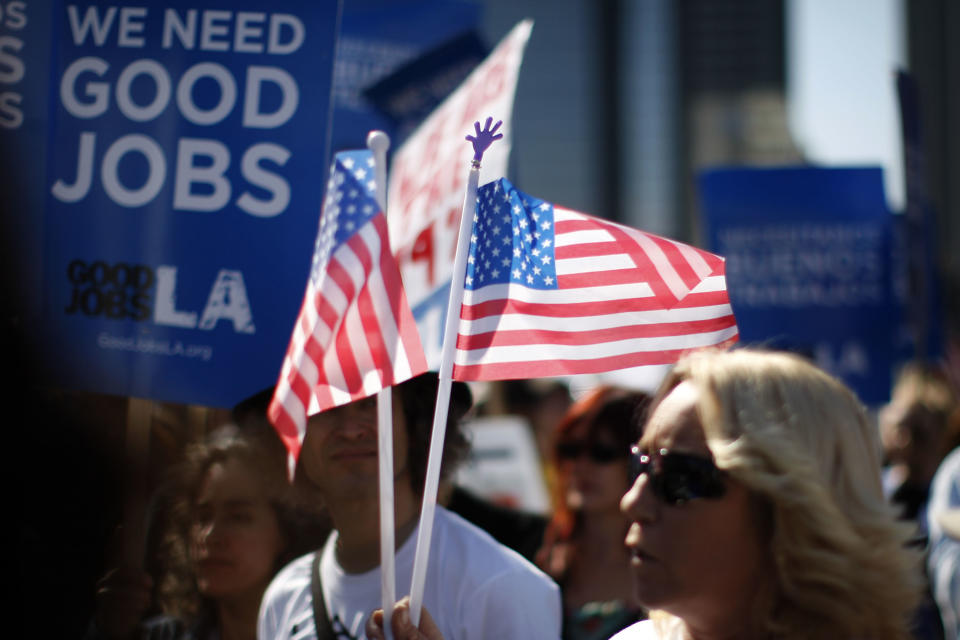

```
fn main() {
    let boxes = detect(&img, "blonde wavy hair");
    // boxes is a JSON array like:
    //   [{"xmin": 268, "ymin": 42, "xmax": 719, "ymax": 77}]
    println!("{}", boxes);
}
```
[{"xmin": 648, "ymin": 348, "xmax": 923, "ymax": 640}]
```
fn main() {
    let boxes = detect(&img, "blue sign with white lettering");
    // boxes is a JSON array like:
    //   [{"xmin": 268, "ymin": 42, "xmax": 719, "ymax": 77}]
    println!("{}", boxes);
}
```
[
  {"xmin": 36, "ymin": 1, "xmax": 340, "ymax": 407},
  {"xmin": 699, "ymin": 167, "xmax": 898, "ymax": 406}
]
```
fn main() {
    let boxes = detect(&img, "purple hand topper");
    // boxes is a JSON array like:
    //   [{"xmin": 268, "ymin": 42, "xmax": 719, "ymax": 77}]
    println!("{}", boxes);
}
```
[{"xmin": 465, "ymin": 117, "xmax": 503, "ymax": 165}]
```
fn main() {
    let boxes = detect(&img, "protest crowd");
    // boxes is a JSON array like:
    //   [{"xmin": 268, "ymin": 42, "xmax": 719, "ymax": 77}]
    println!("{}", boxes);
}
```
[
  {"xmin": 77, "ymin": 350, "xmax": 960, "ymax": 640},
  {"xmin": 5, "ymin": 3, "xmax": 960, "ymax": 640}
]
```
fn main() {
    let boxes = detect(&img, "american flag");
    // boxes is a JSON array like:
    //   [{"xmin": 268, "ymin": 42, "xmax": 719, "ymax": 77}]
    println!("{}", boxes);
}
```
[
  {"xmin": 453, "ymin": 178, "xmax": 738, "ymax": 381},
  {"xmin": 269, "ymin": 150, "xmax": 427, "ymax": 467}
]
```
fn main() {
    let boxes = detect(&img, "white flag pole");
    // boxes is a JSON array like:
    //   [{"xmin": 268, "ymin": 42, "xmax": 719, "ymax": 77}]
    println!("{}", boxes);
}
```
[
  {"xmin": 368, "ymin": 129, "xmax": 396, "ymax": 639},
  {"xmin": 408, "ymin": 119, "xmax": 502, "ymax": 626}
]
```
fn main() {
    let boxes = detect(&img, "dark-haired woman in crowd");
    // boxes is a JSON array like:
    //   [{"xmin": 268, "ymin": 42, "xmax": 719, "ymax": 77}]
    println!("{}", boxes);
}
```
[
  {"xmin": 536, "ymin": 386, "xmax": 651, "ymax": 640},
  {"xmin": 88, "ymin": 424, "xmax": 327, "ymax": 640}
]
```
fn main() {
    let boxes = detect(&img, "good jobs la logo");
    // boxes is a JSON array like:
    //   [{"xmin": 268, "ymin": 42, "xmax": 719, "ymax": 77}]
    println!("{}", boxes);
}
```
[
  {"xmin": 66, "ymin": 260, "xmax": 255, "ymax": 334},
  {"xmin": 50, "ymin": 5, "xmax": 303, "ymax": 215}
]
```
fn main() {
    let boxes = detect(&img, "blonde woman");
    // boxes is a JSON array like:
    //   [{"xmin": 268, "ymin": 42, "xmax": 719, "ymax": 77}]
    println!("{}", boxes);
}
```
[{"xmin": 370, "ymin": 349, "xmax": 924, "ymax": 640}]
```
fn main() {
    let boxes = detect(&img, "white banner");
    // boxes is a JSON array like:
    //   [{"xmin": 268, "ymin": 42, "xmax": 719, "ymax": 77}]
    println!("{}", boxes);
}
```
[{"xmin": 387, "ymin": 20, "xmax": 533, "ymax": 367}]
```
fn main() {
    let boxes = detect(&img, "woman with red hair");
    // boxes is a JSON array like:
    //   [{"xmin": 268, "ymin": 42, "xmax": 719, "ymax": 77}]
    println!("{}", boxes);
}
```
[{"xmin": 536, "ymin": 386, "xmax": 651, "ymax": 640}]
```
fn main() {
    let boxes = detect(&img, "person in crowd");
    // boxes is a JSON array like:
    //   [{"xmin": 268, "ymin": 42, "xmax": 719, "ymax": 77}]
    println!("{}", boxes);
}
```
[
  {"xmin": 475, "ymin": 378, "xmax": 574, "ymax": 503},
  {"xmin": 257, "ymin": 372, "xmax": 561, "ymax": 640},
  {"xmin": 926, "ymin": 439, "xmax": 960, "ymax": 639},
  {"xmin": 879, "ymin": 362, "xmax": 958, "ymax": 640},
  {"xmin": 880, "ymin": 362, "xmax": 959, "ymax": 532},
  {"xmin": 88, "ymin": 423, "xmax": 326, "ymax": 640},
  {"xmin": 368, "ymin": 349, "xmax": 924, "ymax": 640},
  {"xmin": 500, "ymin": 378, "xmax": 574, "ymax": 466},
  {"xmin": 536, "ymin": 386, "xmax": 650, "ymax": 640}
]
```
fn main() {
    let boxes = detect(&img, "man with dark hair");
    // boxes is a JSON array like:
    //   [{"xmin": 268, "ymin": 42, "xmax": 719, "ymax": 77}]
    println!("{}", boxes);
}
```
[{"xmin": 257, "ymin": 373, "xmax": 561, "ymax": 640}]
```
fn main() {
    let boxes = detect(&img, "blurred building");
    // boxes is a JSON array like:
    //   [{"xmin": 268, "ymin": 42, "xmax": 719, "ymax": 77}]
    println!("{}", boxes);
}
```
[
  {"xmin": 484, "ymin": 0, "xmax": 957, "ymax": 343},
  {"xmin": 906, "ymin": 0, "xmax": 960, "ymax": 336}
]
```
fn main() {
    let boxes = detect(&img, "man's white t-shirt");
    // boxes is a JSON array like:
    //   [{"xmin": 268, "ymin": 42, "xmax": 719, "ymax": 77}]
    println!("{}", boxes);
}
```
[{"xmin": 258, "ymin": 506, "xmax": 561, "ymax": 640}]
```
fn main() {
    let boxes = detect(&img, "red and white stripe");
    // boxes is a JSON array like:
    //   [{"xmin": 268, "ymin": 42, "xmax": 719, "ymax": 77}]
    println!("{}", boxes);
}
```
[
  {"xmin": 453, "ymin": 206, "xmax": 738, "ymax": 381},
  {"xmin": 269, "ymin": 214, "xmax": 426, "ymax": 470}
]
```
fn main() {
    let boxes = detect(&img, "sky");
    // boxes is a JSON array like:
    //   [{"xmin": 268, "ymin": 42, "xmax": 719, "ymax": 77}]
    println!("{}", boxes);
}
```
[{"xmin": 786, "ymin": 0, "xmax": 907, "ymax": 212}]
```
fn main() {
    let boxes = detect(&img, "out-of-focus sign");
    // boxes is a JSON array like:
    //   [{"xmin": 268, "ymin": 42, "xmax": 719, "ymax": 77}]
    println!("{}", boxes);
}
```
[
  {"xmin": 455, "ymin": 415, "xmax": 550, "ymax": 514},
  {"xmin": 699, "ymin": 166, "xmax": 898, "ymax": 405},
  {"xmin": 329, "ymin": 0, "xmax": 481, "ymax": 155}
]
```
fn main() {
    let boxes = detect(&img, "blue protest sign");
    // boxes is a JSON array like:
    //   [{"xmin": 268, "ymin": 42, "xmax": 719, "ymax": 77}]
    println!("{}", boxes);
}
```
[
  {"xmin": 363, "ymin": 29, "xmax": 488, "ymax": 146},
  {"xmin": 330, "ymin": 0, "xmax": 480, "ymax": 155},
  {"xmin": 35, "ymin": 1, "xmax": 340, "ymax": 407},
  {"xmin": 699, "ymin": 167, "xmax": 898, "ymax": 405},
  {"xmin": 0, "ymin": 0, "xmax": 53, "ymax": 316}
]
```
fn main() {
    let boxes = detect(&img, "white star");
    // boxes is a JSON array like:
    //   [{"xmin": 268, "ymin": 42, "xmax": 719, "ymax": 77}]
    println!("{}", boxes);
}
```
[
  {"xmin": 491, "ymin": 269, "xmax": 500, "ymax": 278},
  {"xmin": 354, "ymin": 168, "xmax": 367, "ymax": 180},
  {"xmin": 544, "ymin": 275, "xmax": 554, "ymax": 285},
  {"xmin": 465, "ymin": 275, "xmax": 473, "ymax": 286},
  {"xmin": 512, "ymin": 269, "xmax": 521, "ymax": 279},
  {"xmin": 342, "ymin": 158, "xmax": 355, "ymax": 169},
  {"xmin": 543, "ymin": 239, "xmax": 553, "ymax": 248},
  {"xmin": 526, "ymin": 274, "xmax": 534, "ymax": 284},
  {"xmin": 542, "ymin": 221, "xmax": 552, "ymax": 230},
  {"xmin": 539, "ymin": 203, "xmax": 550, "ymax": 211},
  {"xmin": 542, "ymin": 255, "xmax": 552, "ymax": 265}
]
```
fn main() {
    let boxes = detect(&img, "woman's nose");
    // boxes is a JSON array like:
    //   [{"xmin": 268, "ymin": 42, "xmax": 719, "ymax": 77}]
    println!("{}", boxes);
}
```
[
  {"xmin": 196, "ymin": 517, "xmax": 225, "ymax": 546},
  {"xmin": 620, "ymin": 472, "xmax": 657, "ymax": 523}
]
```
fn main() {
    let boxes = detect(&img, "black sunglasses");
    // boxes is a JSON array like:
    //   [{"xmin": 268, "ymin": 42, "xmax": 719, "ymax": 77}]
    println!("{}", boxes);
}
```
[
  {"xmin": 628, "ymin": 446, "xmax": 727, "ymax": 505},
  {"xmin": 556, "ymin": 441, "xmax": 623, "ymax": 464}
]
